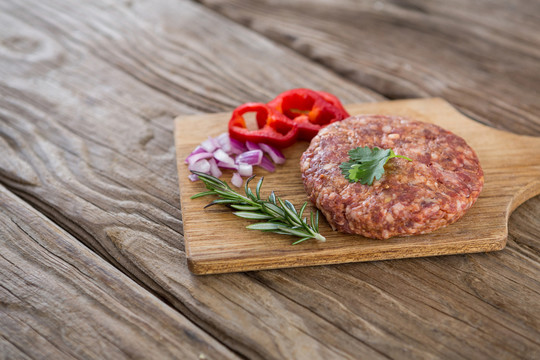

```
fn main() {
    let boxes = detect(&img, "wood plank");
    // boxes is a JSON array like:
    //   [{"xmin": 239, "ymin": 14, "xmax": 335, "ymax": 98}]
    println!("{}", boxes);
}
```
[
  {"xmin": 176, "ymin": 98, "xmax": 540, "ymax": 274},
  {"xmin": 1, "ymin": 0, "xmax": 539, "ymax": 358},
  {"xmin": 198, "ymin": 0, "xmax": 540, "ymax": 134},
  {"xmin": 0, "ymin": 1, "xmax": 386, "ymax": 358},
  {"xmin": 246, "ymin": 251, "xmax": 540, "ymax": 359},
  {"xmin": 0, "ymin": 184, "xmax": 238, "ymax": 359}
]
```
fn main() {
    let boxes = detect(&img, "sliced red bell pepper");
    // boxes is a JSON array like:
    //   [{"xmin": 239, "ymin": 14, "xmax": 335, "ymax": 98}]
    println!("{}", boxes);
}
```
[
  {"xmin": 316, "ymin": 90, "xmax": 349, "ymax": 113},
  {"xmin": 228, "ymin": 102, "xmax": 298, "ymax": 149},
  {"xmin": 267, "ymin": 88, "xmax": 350, "ymax": 141}
]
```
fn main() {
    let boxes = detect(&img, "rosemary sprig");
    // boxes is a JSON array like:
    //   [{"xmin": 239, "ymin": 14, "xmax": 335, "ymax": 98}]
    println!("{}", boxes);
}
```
[{"xmin": 190, "ymin": 171, "xmax": 326, "ymax": 244}]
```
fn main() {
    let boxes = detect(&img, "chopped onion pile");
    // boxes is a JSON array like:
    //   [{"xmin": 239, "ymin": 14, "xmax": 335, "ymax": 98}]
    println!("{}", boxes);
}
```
[{"xmin": 186, "ymin": 133, "xmax": 286, "ymax": 187}]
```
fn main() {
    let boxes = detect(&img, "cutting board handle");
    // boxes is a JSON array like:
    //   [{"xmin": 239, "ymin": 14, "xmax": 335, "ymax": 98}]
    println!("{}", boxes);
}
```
[{"xmin": 495, "ymin": 132, "xmax": 540, "ymax": 215}]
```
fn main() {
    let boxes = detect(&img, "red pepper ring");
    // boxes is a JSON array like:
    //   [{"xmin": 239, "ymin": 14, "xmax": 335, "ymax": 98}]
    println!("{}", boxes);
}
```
[
  {"xmin": 228, "ymin": 102, "xmax": 298, "ymax": 149},
  {"xmin": 267, "ymin": 88, "xmax": 350, "ymax": 141},
  {"xmin": 317, "ymin": 91, "xmax": 349, "ymax": 114}
]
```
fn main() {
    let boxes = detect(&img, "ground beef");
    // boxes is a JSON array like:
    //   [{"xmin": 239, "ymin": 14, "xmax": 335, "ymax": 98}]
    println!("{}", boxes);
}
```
[{"xmin": 300, "ymin": 115, "xmax": 484, "ymax": 239}]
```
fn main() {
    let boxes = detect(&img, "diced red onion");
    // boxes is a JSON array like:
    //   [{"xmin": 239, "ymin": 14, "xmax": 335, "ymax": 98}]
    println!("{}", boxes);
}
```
[
  {"xmin": 187, "ymin": 136, "xmax": 287, "ymax": 183},
  {"xmin": 258, "ymin": 155, "xmax": 276, "ymax": 172},
  {"xmin": 185, "ymin": 146, "xmax": 205, "ymax": 163},
  {"xmin": 238, "ymin": 164, "xmax": 253, "ymax": 177},
  {"xmin": 201, "ymin": 137, "xmax": 217, "ymax": 153},
  {"xmin": 208, "ymin": 158, "xmax": 222, "ymax": 178},
  {"xmin": 217, "ymin": 161, "xmax": 238, "ymax": 170},
  {"xmin": 235, "ymin": 149, "xmax": 263, "ymax": 165},
  {"xmin": 189, "ymin": 159, "xmax": 211, "ymax": 173},
  {"xmin": 231, "ymin": 172, "xmax": 243, "ymax": 187},
  {"xmin": 213, "ymin": 149, "xmax": 235, "ymax": 166},
  {"xmin": 216, "ymin": 132, "xmax": 232, "ymax": 153},
  {"xmin": 187, "ymin": 151, "xmax": 213, "ymax": 166},
  {"xmin": 245, "ymin": 141, "xmax": 261, "ymax": 151},
  {"xmin": 259, "ymin": 143, "xmax": 286, "ymax": 165},
  {"xmin": 229, "ymin": 137, "xmax": 247, "ymax": 155}
]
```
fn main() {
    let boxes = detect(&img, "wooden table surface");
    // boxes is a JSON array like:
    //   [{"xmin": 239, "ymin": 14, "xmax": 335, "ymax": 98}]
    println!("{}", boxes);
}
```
[{"xmin": 1, "ymin": 1, "xmax": 539, "ymax": 359}]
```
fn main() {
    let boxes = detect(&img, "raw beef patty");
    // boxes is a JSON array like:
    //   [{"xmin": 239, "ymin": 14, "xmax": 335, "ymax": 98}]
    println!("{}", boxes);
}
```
[{"xmin": 300, "ymin": 115, "xmax": 484, "ymax": 239}]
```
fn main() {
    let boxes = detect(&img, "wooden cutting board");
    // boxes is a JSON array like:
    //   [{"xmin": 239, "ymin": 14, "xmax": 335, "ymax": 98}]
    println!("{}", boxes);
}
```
[{"xmin": 175, "ymin": 98, "xmax": 540, "ymax": 275}]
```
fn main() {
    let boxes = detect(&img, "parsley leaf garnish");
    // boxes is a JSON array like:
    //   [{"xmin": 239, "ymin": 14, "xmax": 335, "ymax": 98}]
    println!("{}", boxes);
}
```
[{"xmin": 339, "ymin": 146, "xmax": 412, "ymax": 185}]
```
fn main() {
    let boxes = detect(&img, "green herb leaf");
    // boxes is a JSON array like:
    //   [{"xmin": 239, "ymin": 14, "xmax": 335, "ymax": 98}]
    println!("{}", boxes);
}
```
[
  {"xmin": 230, "ymin": 204, "xmax": 261, "ymax": 211},
  {"xmin": 339, "ymin": 146, "xmax": 412, "ymax": 185},
  {"xmin": 255, "ymin": 177, "xmax": 263, "ymax": 199},
  {"xmin": 190, "ymin": 171, "xmax": 325, "ymax": 244},
  {"xmin": 246, "ymin": 222, "xmax": 282, "ymax": 231},
  {"xmin": 233, "ymin": 211, "xmax": 274, "ymax": 220},
  {"xmin": 292, "ymin": 236, "xmax": 313, "ymax": 245}
]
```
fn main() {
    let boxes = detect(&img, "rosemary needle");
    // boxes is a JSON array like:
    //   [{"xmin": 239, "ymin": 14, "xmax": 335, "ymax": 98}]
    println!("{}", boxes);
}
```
[{"xmin": 190, "ymin": 171, "xmax": 326, "ymax": 244}]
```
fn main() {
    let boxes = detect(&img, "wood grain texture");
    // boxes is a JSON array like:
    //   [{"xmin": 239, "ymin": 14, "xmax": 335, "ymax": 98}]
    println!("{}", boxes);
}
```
[
  {"xmin": 198, "ymin": 0, "xmax": 540, "ymax": 134},
  {"xmin": 0, "ymin": 0, "xmax": 388, "ymax": 358},
  {"xmin": 0, "ymin": 184, "xmax": 237, "ymax": 360},
  {"xmin": 1, "ymin": 0, "xmax": 539, "ymax": 358},
  {"xmin": 176, "ymin": 98, "xmax": 540, "ymax": 274}
]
